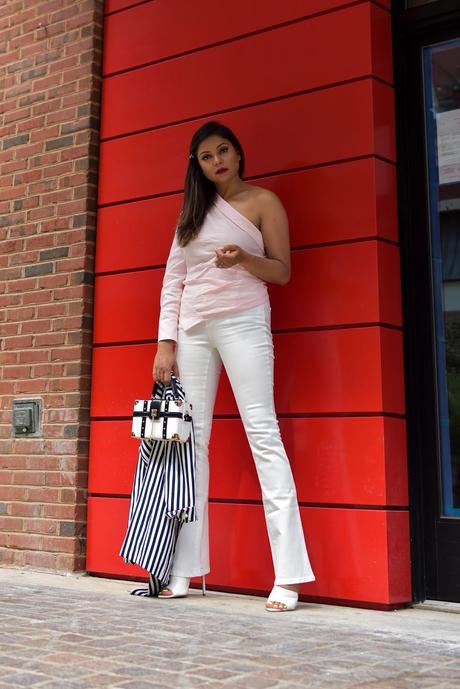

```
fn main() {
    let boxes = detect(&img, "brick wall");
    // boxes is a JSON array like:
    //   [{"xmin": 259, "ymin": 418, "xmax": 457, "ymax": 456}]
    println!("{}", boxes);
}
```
[{"xmin": 0, "ymin": 0, "xmax": 102, "ymax": 571}]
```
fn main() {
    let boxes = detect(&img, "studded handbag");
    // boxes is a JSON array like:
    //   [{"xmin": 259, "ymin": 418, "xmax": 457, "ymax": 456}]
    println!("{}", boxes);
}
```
[{"xmin": 131, "ymin": 374, "xmax": 192, "ymax": 443}]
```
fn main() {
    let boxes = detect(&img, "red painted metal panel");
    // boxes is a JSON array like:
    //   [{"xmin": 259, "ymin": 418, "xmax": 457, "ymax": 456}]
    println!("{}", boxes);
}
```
[
  {"xmin": 86, "ymin": 496, "xmax": 145, "ymax": 578},
  {"xmin": 92, "ymin": 241, "xmax": 401, "ymax": 346},
  {"xmin": 95, "ymin": 194, "xmax": 181, "ymax": 274},
  {"xmin": 375, "ymin": 158, "xmax": 398, "ymax": 243},
  {"xmin": 208, "ymin": 503, "xmax": 411, "ymax": 603},
  {"xmin": 271, "ymin": 242, "xmax": 378, "ymax": 330},
  {"xmin": 93, "ymin": 269, "xmax": 161, "ymax": 345},
  {"xmin": 103, "ymin": 1, "xmax": 378, "ymax": 72},
  {"xmin": 86, "ymin": 496, "xmax": 410, "ymax": 604},
  {"xmin": 98, "ymin": 80, "xmax": 396, "ymax": 206},
  {"xmin": 90, "ymin": 343, "xmax": 156, "ymax": 418},
  {"xmin": 209, "ymin": 416, "xmax": 408, "ymax": 506},
  {"xmin": 381, "ymin": 328, "xmax": 406, "ymax": 412},
  {"xmin": 386, "ymin": 511, "xmax": 412, "ymax": 602},
  {"xmin": 88, "ymin": 420, "xmax": 135, "ymax": 495},
  {"xmin": 263, "ymin": 159, "xmax": 398, "ymax": 246},
  {"xmin": 92, "ymin": 0, "xmax": 407, "ymax": 608},
  {"xmin": 89, "ymin": 416, "xmax": 408, "ymax": 507},
  {"xmin": 94, "ymin": 159, "xmax": 398, "ymax": 275},
  {"xmin": 102, "ymin": 5, "xmax": 391, "ymax": 139},
  {"xmin": 90, "ymin": 328, "xmax": 404, "ymax": 418},
  {"xmin": 267, "ymin": 329, "xmax": 405, "ymax": 415},
  {"xmin": 377, "ymin": 242, "xmax": 403, "ymax": 325}
]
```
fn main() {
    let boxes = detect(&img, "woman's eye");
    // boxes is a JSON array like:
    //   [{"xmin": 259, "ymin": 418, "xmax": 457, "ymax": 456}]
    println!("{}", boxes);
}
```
[{"xmin": 220, "ymin": 147, "xmax": 228, "ymax": 154}]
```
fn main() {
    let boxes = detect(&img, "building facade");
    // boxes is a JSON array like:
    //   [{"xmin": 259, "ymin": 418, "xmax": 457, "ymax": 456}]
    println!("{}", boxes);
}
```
[{"xmin": 0, "ymin": 0, "xmax": 459, "ymax": 609}]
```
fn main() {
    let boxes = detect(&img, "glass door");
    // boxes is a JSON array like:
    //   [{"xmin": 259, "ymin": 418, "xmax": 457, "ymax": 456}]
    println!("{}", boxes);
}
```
[
  {"xmin": 394, "ymin": 0, "xmax": 460, "ymax": 603},
  {"xmin": 423, "ymin": 38, "xmax": 460, "ymax": 520}
]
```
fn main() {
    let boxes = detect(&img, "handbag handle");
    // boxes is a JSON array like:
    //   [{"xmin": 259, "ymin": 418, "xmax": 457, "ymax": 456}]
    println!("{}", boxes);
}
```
[{"xmin": 152, "ymin": 372, "xmax": 180, "ymax": 400}]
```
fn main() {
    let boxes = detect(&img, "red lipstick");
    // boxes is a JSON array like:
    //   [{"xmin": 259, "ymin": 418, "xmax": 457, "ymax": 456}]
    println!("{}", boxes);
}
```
[{"xmin": 216, "ymin": 168, "xmax": 228, "ymax": 175}]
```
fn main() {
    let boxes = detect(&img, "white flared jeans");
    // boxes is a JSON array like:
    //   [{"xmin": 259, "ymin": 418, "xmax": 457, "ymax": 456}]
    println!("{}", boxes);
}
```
[{"xmin": 170, "ymin": 302, "xmax": 316, "ymax": 586}]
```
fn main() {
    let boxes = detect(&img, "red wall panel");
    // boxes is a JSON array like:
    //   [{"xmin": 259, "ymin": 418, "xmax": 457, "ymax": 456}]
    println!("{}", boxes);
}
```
[
  {"xmin": 98, "ymin": 79, "xmax": 396, "ymax": 206},
  {"xmin": 104, "ymin": 1, "xmax": 389, "ymax": 74},
  {"xmin": 93, "ymin": 240, "xmax": 402, "ymax": 345},
  {"xmin": 94, "ymin": 158, "xmax": 398, "ymax": 275},
  {"xmin": 101, "ymin": 4, "xmax": 392, "ymax": 139},
  {"xmin": 90, "ymin": 0, "xmax": 410, "ymax": 607},
  {"xmin": 90, "ymin": 327, "xmax": 404, "ymax": 419},
  {"xmin": 87, "ymin": 497, "xmax": 410, "ymax": 604},
  {"xmin": 89, "ymin": 416, "xmax": 408, "ymax": 506}
]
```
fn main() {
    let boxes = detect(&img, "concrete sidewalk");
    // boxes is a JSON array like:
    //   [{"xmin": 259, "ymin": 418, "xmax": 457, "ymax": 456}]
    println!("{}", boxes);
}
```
[{"xmin": 0, "ymin": 569, "xmax": 458, "ymax": 689}]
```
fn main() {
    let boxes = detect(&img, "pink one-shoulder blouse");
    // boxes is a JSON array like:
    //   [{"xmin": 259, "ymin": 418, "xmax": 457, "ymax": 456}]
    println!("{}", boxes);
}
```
[{"xmin": 157, "ymin": 194, "xmax": 269, "ymax": 342}]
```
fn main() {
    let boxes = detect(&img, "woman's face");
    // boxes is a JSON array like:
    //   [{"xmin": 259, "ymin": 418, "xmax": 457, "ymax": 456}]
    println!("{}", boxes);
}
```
[{"xmin": 195, "ymin": 135, "xmax": 241, "ymax": 184}]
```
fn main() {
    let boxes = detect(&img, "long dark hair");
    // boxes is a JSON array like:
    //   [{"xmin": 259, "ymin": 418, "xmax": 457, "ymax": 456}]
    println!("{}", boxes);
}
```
[{"xmin": 176, "ymin": 121, "xmax": 245, "ymax": 247}]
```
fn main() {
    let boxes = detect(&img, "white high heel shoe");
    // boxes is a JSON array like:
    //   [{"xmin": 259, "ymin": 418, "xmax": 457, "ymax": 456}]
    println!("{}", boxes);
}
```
[
  {"xmin": 265, "ymin": 585, "xmax": 298, "ymax": 612},
  {"xmin": 158, "ymin": 575, "xmax": 206, "ymax": 599}
]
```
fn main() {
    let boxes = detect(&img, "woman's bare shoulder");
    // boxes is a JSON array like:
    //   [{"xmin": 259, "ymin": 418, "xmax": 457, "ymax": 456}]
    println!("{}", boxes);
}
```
[{"xmin": 244, "ymin": 184, "xmax": 284, "ymax": 209}]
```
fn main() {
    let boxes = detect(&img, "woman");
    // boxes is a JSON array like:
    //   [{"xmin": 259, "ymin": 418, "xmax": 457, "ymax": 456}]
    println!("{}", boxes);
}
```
[{"xmin": 153, "ymin": 120, "xmax": 315, "ymax": 611}]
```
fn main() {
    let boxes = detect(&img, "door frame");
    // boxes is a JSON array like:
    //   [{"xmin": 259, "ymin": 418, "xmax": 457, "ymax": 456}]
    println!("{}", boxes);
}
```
[{"xmin": 393, "ymin": 0, "xmax": 460, "ymax": 602}]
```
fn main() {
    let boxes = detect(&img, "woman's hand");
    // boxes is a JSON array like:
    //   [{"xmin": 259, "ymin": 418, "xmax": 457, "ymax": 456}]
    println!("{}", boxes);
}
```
[
  {"xmin": 153, "ymin": 340, "xmax": 179, "ymax": 383},
  {"xmin": 215, "ymin": 245, "xmax": 247, "ymax": 268}
]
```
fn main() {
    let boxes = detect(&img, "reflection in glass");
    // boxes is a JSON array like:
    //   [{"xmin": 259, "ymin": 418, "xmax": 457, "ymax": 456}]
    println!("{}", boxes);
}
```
[
  {"xmin": 424, "ymin": 38, "xmax": 460, "ymax": 517},
  {"xmin": 407, "ymin": 1, "xmax": 442, "ymax": 7}
]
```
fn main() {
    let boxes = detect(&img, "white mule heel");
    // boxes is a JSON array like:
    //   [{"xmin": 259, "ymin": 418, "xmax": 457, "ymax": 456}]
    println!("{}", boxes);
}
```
[
  {"xmin": 158, "ymin": 575, "xmax": 206, "ymax": 598},
  {"xmin": 265, "ymin": 585, "xmax": 298, "ymax": 612}
]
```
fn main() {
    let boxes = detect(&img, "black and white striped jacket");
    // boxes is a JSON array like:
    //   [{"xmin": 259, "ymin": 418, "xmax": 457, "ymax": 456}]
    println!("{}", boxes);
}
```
[{"xmin": 119, "ymin": 377, "xmax": 196, "ymax": 595}]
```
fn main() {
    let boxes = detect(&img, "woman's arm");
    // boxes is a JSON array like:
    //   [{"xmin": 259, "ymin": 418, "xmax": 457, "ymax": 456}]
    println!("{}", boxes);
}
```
[
  {"xmin": 154, "ymin": 234, "xmax": 185, "ymax": 382},
  {"xmin": 215, "ymin": 191, "xmax": 291, "ymax": 286}
]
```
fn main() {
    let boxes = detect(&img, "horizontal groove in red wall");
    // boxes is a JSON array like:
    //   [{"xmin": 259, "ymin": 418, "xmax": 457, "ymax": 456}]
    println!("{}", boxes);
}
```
[
  {"xmin": 90, "ymin": 322, "xmax": 404, "ymax": 349},
  {"xmin": 95, "ymin": 158, "xmax": 398, "ymax": 274},
  {"xmin": 86, "ymin": 497, "xmax": 410, "ymax": 603},
  {"xmin": 88, "ymin": 416, "xmax": 408, "ymax": 505},
  {"xmin": 102, "ymin": 4, "xmax": 392, "ymax": 139},
  {"xmin": 98, "ymin": 80, "xmax": 396, "ymax": 206},
  {"xmin": 90, "ymin": 327, "xmax": 405, "ymax": 418},
  {"xmin": 104, "ymin": 1, "xmax": 378, "ymax": 71},
  {"xmin": 100, "ymin": 76, "xmax": 389, "ymax": 145}
]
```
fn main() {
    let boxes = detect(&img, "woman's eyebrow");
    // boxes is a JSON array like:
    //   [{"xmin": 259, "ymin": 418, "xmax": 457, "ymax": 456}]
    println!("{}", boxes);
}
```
[{"xmin": 199, "ymin": 143, "xmax": 228, "ymax": 156}]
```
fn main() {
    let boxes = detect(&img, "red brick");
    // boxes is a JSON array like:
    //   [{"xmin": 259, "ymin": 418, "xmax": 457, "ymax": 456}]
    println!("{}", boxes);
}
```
[
  {"xmin": 27, "ymin": 456, "xmax": 60, "ymax": 471},
  {"xmin": 7, "ymin": 532, "xmax": 43, "ymax": 550},
  {"xmin": 12, "ymin": 472, "xmax": 46, "ymax": 486},
  {"xmin": 2, "ymin": 365, "xmax": 31, "ymax": 380},
  {"xmin": 3, "ymin": 335, "xmax": 32, "ymax": 349},
  {"xmin": 22, "ymin": 290, "xmax": 51, "ymax": 304},
  {"xmin": 15, "ymin": 378, "xmax": 48, "ymax": 393},
  {"xmin": 22, "ymin": 518, "xmax": 58, "ymax": 535},
  {"xmin": 25, "ymin": 234, "xmax": 56, "ymax": 250},
  {"xmin": 26, "ymin": 486, "xmax": 60, "ymax": 503},
  {"xmin": 0, "ymin": 516, "xmax": 24, "ymax": 532},
  {"xmin": 42, "ymin": 535, "xmax": 79, "ymax": 554},
  {"xmin": 21, "ymin": 319, "xmax": 51, "ymax": 334},
  {"xmin": 0, "ymin": 294, "xmax": 22, "ymax": 307},
  {"xmin": 37, "ymin": 274, "xmax": 68, "ymax": 289},
  {"xmin": 24, "ymin": 550, "xmax": 59, "ymax": 569},
  {"xmin": 34, "ymin": 332, "xmax": 65, "ymax": 346},
  {"xmin": 50, "ymin": 345, "xmax": 81, "ymax": 361},
  {"xmin": 18, "ymin": 349, "xmax": 49, "ymax": 363},
  {"xmin": 6, "ymin": 277, "xmax": 37, "ymax": 293},
  {"xmin": 50, "ymin": 378, "xmax": 80, "ymax": 392},
  {"xmin": 10, "ymin": 502, "xmax": 43, "ymax": 518},
  {"xmin": 33, "ymin": 363, "xmax": 65, "ymax": 378},
  {"xmin": 37, "ymin": 302, "xmax": 67, "ymax": 319},
  {"xmin": 0, "ymin": 486, "xmax": 28, "ymax": 501},
  {"xmin": 6, "ymin": 306, "xmax": 37, "ymax": 323}
]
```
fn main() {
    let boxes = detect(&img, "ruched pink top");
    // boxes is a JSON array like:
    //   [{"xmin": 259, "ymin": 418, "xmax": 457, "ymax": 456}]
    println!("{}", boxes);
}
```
[{"xmin": 158, "ymin": 194, "xmax": 269, "ymax": 342}]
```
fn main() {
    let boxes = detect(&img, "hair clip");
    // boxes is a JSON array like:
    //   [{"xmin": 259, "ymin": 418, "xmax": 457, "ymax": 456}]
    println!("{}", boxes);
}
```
[{"xmin": 189, "ymin": 153, "xmax": 194, "ymax": 160}]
